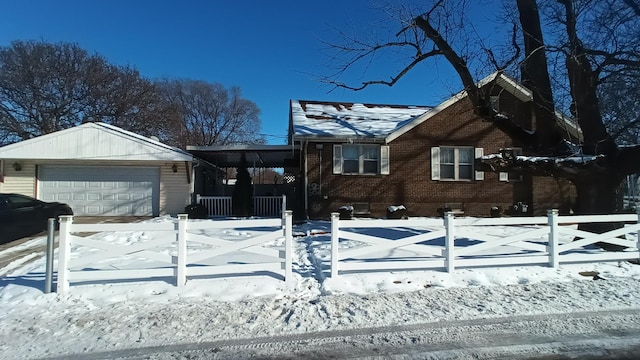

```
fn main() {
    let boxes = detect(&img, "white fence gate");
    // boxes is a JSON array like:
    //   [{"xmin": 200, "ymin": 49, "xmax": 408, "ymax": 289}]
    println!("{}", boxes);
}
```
[
  {"xmin": 330, "ymin": 210, "xmax": 640, "ymax": 277},
  {"xmin": 196, "ymin": 194, "xmax": 285, "ymax": 217},
  {"xmin": 56, "ymin": 211, "xmax": 293, "ymax": 293}
]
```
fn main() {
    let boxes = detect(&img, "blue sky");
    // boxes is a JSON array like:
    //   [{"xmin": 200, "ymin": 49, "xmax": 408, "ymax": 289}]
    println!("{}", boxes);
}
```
[{"xmin": 0, "ymin": 1, "xmax": 501, "ymax": 144}]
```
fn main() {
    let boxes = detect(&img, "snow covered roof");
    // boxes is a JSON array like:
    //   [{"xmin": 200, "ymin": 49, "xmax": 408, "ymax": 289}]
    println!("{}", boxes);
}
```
[
  {"xmin": 290, "ymin": 100, "xmax": 432, "ymax": 141},
  {"xmin": 0, "ymin": 122, "xmax": 193, "ymax": 161},
  {"xmin": 290, "ymin": 72, "xmax": 581, "ymax": 144}
]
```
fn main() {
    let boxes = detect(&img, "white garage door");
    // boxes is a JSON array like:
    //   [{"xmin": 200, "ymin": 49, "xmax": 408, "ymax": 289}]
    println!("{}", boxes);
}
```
[{"xmin": 39, "ymin": 166, "xmax": 160, "ymax": 216}]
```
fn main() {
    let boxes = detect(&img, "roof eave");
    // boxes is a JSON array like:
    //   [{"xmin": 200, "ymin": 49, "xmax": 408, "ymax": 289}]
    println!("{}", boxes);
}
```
[
  {"xmin": 385, "ymin": 72, "xmax": 534, "ymax": 143},
  {"xmin": 291, "ymin": 135, "xmax": 387, "ymax": 143}
]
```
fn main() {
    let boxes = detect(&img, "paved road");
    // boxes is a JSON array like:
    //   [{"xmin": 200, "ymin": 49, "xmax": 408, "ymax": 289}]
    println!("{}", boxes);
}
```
[
  {"xmin": 0, "ymin": 217, "xmax": 150, "ymax": 275},
  {"xmin": 40, "ymin": 308, "xmax": 640, "ymax": 360}
]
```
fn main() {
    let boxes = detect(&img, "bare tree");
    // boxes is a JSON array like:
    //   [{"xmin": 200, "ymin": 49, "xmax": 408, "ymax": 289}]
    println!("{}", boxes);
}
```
[
  {"xmin": 84, "ymin": 65, "xmax": 170, "ymax": 138},
  {"xmin": 0, "ymin": 40, "xmax": 166, "ymax": 144},
  {"xmin": 156, "ymin": 79, "xmax": 265, "ymax": 148},
  {"xmin": 599, "ymin": 74, "xmax": 640, "ymax": 145},
  {"xmin": 323, "ymin": 0, "xmax": 640, "ymax": 222}
]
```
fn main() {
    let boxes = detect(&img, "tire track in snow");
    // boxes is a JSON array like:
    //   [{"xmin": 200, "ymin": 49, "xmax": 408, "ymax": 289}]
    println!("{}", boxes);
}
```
[{"xmin": 44, "ymin": 308, "xmax": 640, "ymax": 360}]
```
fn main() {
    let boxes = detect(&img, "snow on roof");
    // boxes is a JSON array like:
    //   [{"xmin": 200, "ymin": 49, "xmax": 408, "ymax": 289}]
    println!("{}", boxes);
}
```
[
  {"xmin": 290, "ymin": 72, "xmax": 581, "ymax": 144},
  {"xmin": 291, "ymin": 100, "xmax": 431, "ymax": 139}
]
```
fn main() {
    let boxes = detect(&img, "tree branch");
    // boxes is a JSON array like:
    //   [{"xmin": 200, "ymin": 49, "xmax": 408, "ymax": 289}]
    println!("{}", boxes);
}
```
[
  {"xmin": 476, "ymin": 150, "xmax": 611, "ymax": 180},
  {"xmin": 325, "ymin": 49, "xmax": 442, "ymax": 91},
  {"xmin": 413, "ymin": 16, "xmax": 481, "ymax": 107},
  {"xmin": 623, "ymin": 0, "xmax": 640, "ymax": 16}
]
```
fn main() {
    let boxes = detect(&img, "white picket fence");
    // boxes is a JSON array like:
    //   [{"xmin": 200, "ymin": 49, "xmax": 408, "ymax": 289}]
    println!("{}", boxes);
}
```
[
  {"xmin": 196, "ymin": 194, "xmax": 286, "ymax": 217},
  {"xmin": 55, "ymin": 209, "xmax": 640, "ymax": 292},
  {"xmin": 330, "ymin": 210, "xmax": 640, "ymax": 277},
  {"xmin": 56, "ymin": 211, "xmax": 293, "ymax": 293}
]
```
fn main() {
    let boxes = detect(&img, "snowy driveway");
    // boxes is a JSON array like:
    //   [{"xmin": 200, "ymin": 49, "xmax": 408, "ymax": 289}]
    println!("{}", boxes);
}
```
[{"xmin": 0, "ymin": 216, "xmax": 148, "ymax": 276}]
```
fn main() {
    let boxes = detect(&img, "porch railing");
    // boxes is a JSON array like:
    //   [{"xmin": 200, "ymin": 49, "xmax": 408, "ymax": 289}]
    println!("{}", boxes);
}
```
[{"xmin": 196, "ymin": 194, "xmax": 286, "ymax": 218}]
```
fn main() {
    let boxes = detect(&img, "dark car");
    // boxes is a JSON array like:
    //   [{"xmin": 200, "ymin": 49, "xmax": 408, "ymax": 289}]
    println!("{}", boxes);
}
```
[{"xmin": 0, "ymin": 193, "xmax": 73, "ymax": 243}]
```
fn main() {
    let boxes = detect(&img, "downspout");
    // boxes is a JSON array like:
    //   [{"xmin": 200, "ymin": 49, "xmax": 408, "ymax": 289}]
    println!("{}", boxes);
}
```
[
  {"xmin": 318, "ymin": 145, "xmax": 322, "ymax": 195},
  {"xmin": 303, "ymin": 139, "xmax": 309, "ymax": 219},
  {"xmin": 189, "ymin": 160, "xmax": 199, "ymax": 204},
  {"xmin": 185, "ymin": 161, "xmax": 192, "ymax": 184},
  {"xmin": 252, "ymin": 155, "xmax": 256, "ymax": 197}
]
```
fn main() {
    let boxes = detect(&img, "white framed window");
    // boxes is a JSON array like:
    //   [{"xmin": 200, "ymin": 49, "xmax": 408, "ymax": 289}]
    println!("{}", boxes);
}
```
[
  {"xmin": 431, "ymin": 146, "xmax": 483, "ymax": 181},
  {"xmin": 333, "ymin": 144, "xmax": 389, "ymax": 175}
]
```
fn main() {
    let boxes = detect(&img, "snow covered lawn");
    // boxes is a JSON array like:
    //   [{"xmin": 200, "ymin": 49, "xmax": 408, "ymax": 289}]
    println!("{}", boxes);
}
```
[{"xmin": 1, "ymin": 216, "xmax": 640, "ymax": 359}]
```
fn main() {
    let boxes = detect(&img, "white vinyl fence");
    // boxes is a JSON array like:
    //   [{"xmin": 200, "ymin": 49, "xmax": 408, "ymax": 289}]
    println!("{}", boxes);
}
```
[
  {"xmin": 196, "ymin": 194, "xmax": 286, "ymax": 217},
  {"xmin": 56, "ymin": 211, "xmax": 293, "ymax": 293},
  {"xmin": 330, "ymin": 210, "xmax": 640, "ymax": 277}
]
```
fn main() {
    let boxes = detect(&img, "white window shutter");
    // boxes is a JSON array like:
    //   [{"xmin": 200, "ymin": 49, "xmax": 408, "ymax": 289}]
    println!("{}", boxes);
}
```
[
  {"xmin": 431, "ymin": 147, "xmax": 440, "ymax": 180},
  {"xmin": 474, "ymin": 148, "xmax": 484, "ymax": 180},
  {"xmin": 499, "ymin": 172, "xmax": 509, "ymax": 181},
  {"xmin": 380, "ymin": 145, "xmax": 390, "ymax": 175},
  {"xmin": 333, "ymin": 145, "xmax": 342, "ymax": 174}
]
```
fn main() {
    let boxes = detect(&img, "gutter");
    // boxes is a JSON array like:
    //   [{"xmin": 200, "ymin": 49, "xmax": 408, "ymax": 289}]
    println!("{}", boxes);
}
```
[{"xmin": 294, "ymin": 136, "xmax": 386, "ymax": 144}]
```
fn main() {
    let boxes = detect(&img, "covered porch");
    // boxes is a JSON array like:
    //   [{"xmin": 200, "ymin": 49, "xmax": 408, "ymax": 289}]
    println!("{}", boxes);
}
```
[{"xmin": 187, "ymin": 144, "xmax": 302, "ymax": 218}]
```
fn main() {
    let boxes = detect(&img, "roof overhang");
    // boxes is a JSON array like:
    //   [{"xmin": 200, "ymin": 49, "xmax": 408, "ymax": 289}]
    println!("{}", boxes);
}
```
[
  {"xmin": 187, "ymin": 144, "xmax": 300, "ymax": 168},
  {"xmin": 385, "ymin": 72, "xmax": 534, "ymax": 143},
  {"xmin": 291, "ymin": 136, "xmax": 386, "ymax": 144}
]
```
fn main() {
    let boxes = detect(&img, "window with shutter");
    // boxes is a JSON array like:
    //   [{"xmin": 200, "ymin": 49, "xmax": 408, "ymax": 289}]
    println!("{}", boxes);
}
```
[
  {"xmin": 475, "ymin": 148, "xmax": 484, "ymax": 180},
  {"xmin": 333, "ymin": 145, "xmax": 342, "ymax": 174},
  {"xmin": 432, "ymin": 146, "xmax": 475, "ymax": 181}
]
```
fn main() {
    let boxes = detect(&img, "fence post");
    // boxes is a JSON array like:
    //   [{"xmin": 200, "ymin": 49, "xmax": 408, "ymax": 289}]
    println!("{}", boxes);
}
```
[
  {"xmin": 282, "ymin": 194, "xmax": 287, "ymax": 224},
  {"xmin": 44, "ymin": 218, "xmax": 56, "ymax": 294},
  {"xmin": 196, "ymin": 194, "xmax": 201, "ymax": 204},
  {"xmin": 176, "ymin": 214, "xmax": 188, "ymax": 287},
  {"xmin": 330, "ymin": 212, "xmax": 340, "ymax": 278},
  {"xmin": 56, "ymin": 215, "xmax": 73, "ymax": 293},
  {"xmin": 548, "ymin": 209, "xmax": 559, "ymax": 268},
  {"xmin": 284, "ymin": 210, "xmax": 293, "ymax": 284},
  {"xmin": 444, "ymin": 212, "xmax": 455, "ymax": 273}
]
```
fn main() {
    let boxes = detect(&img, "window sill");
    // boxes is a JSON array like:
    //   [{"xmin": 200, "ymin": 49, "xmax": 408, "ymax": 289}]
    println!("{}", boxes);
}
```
[{"xmin": 339, "ymin": 173, "xmax": 384, "ymax": 177}]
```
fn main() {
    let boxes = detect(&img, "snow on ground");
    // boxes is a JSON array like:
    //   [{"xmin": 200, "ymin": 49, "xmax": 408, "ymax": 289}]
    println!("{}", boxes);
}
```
[{"xmin": 1, "ymin": 216, "xmax": 640, "ymax": 359}]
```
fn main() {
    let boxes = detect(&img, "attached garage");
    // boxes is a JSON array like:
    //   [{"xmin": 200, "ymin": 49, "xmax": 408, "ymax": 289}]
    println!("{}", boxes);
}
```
[
  {"xmin": 0, "ymin": 123, "xmax": 199, "ymax": 217},
  {"xmin": 39, "ymin": 166, "xmax": 160, "ymax": 216}
]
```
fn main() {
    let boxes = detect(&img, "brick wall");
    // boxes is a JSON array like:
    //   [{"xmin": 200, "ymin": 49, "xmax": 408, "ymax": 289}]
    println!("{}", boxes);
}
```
[
  {"xmin": 305, "ymin": 90, "xmax": 551, "ymax": 219},
  {"xmin": 531, "ymin": 176, "xmax": 576, "ymax": 215}
]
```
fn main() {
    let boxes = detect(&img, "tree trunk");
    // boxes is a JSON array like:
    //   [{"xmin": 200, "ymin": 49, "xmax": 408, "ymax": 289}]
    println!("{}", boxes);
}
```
[
  {"xmin": 516, "ymin": 0, "xmax": 564, "ymax": 154},
  {"xmin": 573, "ymin": 174, "xmax": 627, "ymax": 251}
]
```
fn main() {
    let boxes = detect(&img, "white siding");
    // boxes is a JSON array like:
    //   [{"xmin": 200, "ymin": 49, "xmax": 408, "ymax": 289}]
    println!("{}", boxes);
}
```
[
  {"xmin": 0, "ymin": 160, "xmax": 37, "ymax": 196},
  {"xmin": 0, "ymin": 123, "xmax": 193, "ymax": 162},
  {"xmin": 160, "ymin": 162, "xmax": 191, "ymax": 215}
]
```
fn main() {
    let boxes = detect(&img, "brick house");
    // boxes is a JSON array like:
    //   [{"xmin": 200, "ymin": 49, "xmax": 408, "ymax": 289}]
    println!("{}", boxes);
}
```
[{"xmin": 289, "ymin": 72, "xmax": 578, "ymax": 219}]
